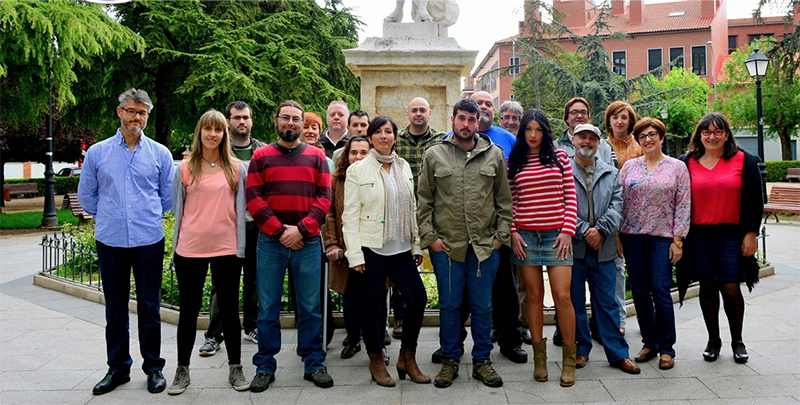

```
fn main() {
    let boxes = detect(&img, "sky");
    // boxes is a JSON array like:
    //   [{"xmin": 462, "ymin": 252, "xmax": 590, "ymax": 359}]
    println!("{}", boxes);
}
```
[{"xmin": 338, "ymin": 0, "xmax": 788, "ymax": 74}]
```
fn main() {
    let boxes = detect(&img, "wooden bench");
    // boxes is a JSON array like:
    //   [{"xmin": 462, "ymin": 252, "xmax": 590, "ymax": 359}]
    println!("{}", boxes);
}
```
[
  {"xmin": 786, "ymin": 168, "xmax": 800, "ymax": 182},
  {"xmin": 3, "ymin": 182, "xmax": 39, "ymax": 200},
  {"xmin": 764, "ymin": 186, "xmax": 800, "ymax": 223},
  {"xmin": 63, "ymin": 193, "xmax": 93, "ymax": 222}
]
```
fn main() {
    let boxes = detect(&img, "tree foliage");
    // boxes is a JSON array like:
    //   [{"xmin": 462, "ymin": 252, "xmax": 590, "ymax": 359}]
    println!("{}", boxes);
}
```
[
  {"xmin": 63, "ymin": 0, "xmax": 362, "ymax": 153},
  {"xmin": 0, "ymin": 0, "xmax": 144, "ymax": 128},
  {"xmin": 0, "ymin": 115, "xmax": 96, "ymax": 164},
  {"xmin": 717, "ymin": 39, "xmax": 800, "ymax": 160},
  {"xmin": 645, "ymin": 68, "xmax": 710, "ymax": 155}
]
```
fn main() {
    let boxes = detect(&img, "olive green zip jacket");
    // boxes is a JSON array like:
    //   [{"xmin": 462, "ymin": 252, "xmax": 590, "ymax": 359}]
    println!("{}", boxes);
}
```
[{"xmin": 416, "ymin": 133, "xmax": 512, "ymax": 262}]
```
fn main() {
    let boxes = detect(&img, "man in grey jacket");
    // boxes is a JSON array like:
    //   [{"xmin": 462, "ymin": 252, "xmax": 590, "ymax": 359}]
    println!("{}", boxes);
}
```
[
  {"xmin": 568, "ymin": 124, "xmax": 639, "ymax": 375},
  {"xmin": 417, "ymin": 98, "xmax": 512, "ymax": 388}
]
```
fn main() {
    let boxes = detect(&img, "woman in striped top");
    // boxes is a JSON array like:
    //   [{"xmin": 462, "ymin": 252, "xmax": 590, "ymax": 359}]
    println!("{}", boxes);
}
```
[{"xmin": 508, "ymin": 109, "xmax": 579, "ymax": 387}]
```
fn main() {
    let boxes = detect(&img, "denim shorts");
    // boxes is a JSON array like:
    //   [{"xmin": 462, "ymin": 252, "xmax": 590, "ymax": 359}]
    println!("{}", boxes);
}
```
[{"xmin": 511, "ymin": 229, "xmax": 573, "ymax": 267}]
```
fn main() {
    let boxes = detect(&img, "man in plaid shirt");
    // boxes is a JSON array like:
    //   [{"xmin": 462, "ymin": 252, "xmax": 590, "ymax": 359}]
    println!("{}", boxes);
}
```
[{"xmin": 395, "ymin": 97, "xmax": 445, "ymax": 194}]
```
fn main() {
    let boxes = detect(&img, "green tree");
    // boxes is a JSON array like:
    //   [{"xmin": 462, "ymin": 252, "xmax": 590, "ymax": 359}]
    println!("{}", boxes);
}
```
[
  {"xmin": 65, "ymin": 0, "xmax": 362, "ymax": 153},
  {"xmin": 717, "ymin": 40, "xmax": 800, "ymax": 160},
  {"xmin": 647, "ymin": 68, "xmax": 710, "ymax": 156}
]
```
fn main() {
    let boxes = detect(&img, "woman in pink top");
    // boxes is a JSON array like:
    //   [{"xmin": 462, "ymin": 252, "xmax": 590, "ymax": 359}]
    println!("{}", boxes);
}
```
[
  {"xmin": 168, "ymin": 110, "xmax": 248, "ymax": 395},
  {"xmin": 618, "ymin": 117, "xmax": 690, "ymax": 371},
  {"xmin": 679, "ymin": 113, "xmax": 763, "ymax": 364},
  {"xmin": 508, "ymin": 109, "xmax": 578, "ymax": 387}
]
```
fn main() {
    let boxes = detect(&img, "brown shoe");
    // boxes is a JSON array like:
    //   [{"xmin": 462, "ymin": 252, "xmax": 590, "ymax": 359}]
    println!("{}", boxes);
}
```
[
  {"xmin": 575, "ymin": 355, "xmax": 588, "ymax": 369},
  {"xmin": 658, "ymin": 354, "xmax": 674, "ymax": 370},
  {"xmin": 368, "ymin": 352, "xmax": 396, "ymax": 387},
  {"xmin": 611, "ymin": 358, "xmax": 641, "ymax": 374},
  {"xmin": 635, "ymin": 348, "xmax": 657, "ymax": 363},
  {"xmin": 619, "ymin": 327, "xmax": 626, "ymax": 336},
  {"xmin": 396, "ymin": 348, "xmax": 431, "ymax": 384}
]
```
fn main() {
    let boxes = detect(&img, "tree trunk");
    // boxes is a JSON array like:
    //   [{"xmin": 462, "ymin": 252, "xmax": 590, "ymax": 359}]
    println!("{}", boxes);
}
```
[
  {"xmin": 154, "ymin": 63, "xmax": 172, "ymax": 150},
  {"xmin": 777, "ymin": 129, "xmax": 793, "ymax": 161}
]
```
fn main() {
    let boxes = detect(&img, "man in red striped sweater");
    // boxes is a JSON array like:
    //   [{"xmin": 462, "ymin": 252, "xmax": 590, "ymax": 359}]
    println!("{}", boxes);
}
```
[{"xmin": 245, "ymin": 100, "xmax": 333, "ymax": 392}]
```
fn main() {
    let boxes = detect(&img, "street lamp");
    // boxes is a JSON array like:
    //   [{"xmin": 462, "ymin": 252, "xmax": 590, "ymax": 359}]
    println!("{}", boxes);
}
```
[
  {"xmin": 744, "ymin": 49, "xmax": 770, "ymax": 203},
  {"xmin": 660, "ymin": 107, "xmax": 669, "ymax": 156},
  {"xmin": 707, "ymin": 40, "xmax": 716, "ymax": 106}
]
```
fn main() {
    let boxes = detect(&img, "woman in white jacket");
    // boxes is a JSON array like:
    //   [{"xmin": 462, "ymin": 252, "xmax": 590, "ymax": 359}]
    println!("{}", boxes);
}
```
[{"xmin": 342, "ymin": 116, "xmax": 429, "ymax": 387}]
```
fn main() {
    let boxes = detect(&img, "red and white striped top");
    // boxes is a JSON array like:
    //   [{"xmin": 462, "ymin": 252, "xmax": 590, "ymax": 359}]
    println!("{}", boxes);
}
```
[{"xmin": 509, "ymin": 149, "xmax": 577, "ymax": 236}]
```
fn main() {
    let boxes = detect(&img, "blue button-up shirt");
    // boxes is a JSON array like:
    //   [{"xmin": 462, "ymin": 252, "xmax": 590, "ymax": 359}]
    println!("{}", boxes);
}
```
[{"xmin": 78, "ymin": 130, "xmax": 175, "ymax": 247}]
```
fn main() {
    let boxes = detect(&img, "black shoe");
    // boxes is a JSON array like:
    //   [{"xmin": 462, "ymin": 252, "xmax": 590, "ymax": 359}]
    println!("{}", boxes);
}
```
[
  {"xmin": 732, "ymin": 341, "xmax": 749, "ymax": 364},
  {"xmin": 500, "ymin": 345, "xmax": 528, "ymax": 363},
  {"xmin": 490, "ymin": 329, "xmax": 498, "ymax": 343},
  {"xmin": 522, "ymin": 330, "xmax": 532, "ymax": 345},
  {"xmin": 304, "ymin": 368, "xmax": 334, "ymax": 388},
  {"xmin": 553, "ymin": 328, "xmax": 563, "ymax": 347},
  {"xmin": 250, "ymin": 373, "xmax": 275, "ymax": 392},
  {"xmin": 147, "ymin": 371, "xmax": 166, "ymax": 394},
  {"xmin": 92, "ymin": 372, "xmax": 130, "ymax": 395},
  {"xmin": 703, "ymin": 339, "xmax": 722, "ymax": 362},
  {"xmin": 341, "ymin": 342, "xmax": 361, "ymax": 359}
]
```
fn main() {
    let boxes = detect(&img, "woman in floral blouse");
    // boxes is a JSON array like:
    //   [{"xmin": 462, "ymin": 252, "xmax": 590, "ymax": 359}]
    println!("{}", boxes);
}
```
[{"xmin": 618, "ymin": 117, "xmax": 690, "ymax": 371}]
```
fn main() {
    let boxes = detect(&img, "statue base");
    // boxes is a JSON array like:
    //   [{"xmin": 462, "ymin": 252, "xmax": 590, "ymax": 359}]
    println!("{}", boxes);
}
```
[{"xmin": 342, "ymin": 22, "xmax": 478, "ymax": 132}]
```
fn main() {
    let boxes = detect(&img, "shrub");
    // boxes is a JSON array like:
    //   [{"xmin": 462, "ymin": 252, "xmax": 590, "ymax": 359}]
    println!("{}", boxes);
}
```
[
  {"xmin": 4, "ymin": 177, "xmax": 80, "ymax": 195},
  {"xmin": 764, "ymin": 160, "xmax": 800, "ymax": 183}
]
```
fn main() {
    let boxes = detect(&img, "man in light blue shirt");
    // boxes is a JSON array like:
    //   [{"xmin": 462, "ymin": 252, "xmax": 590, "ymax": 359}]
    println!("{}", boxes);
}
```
[{"xmin": 78, "ymin": 88, "xmax": 174, "ymax": 395}]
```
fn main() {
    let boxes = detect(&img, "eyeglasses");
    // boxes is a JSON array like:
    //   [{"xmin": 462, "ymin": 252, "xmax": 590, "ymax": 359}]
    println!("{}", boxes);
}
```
[
  {"xmin": 278, "ymin": 115, "xmax": 302, "ymax": 124},
  {"xmin": 500, "ymin": 115, "xmax": 519, "ymax": 122},
  {"xmin": 701, "ymin": 129, "xmax": 725, "ymax": 137},
  {"xmin": 637, "ymin": 131, "xmax": 660, "ymax": 142},
  {"xmin": 120, "ymin": 107, "xmax": 149, "ymax": 118},
  {"xmin": 230, "ymin": 115, "xmax": 251, "ymax": 121},
  {"xmin": 569, "ymin": 109, "xmax": 589, "ymax": 117}
]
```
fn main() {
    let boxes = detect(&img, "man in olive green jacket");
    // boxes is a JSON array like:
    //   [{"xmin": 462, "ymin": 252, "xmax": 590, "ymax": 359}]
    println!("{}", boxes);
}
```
[{"xmin": 417, "ymin": 98, "xmax": 513, "ymax": 389}]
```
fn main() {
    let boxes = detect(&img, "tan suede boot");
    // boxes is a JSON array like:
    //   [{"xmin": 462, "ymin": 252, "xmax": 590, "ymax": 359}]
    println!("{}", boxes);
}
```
[
  {"xmin": 368, "ymin": 352, "xmax": 396, "ymax": 387},
  {"xmin": 560, "ymin": 342, "xmax": 577, "ymax": 387},
  {"xmin": 532, "ymin": 338, "xmax": 548, "ymax": 382},
  {"xmin": 397, "ymin": 348, "xmax": 431, "ymax": 384}
]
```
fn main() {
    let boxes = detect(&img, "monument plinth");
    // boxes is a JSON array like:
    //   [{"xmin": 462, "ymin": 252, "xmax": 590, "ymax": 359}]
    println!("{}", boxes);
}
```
[{"xmin": 343, "ymin": 22, "xmax": 477, "ymax": 132}]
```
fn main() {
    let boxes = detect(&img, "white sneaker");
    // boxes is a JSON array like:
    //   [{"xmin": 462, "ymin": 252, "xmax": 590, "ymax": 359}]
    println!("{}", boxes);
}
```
[{"xmin": 244, "ymin": 330, "xmax": 258, "ymax": 344}]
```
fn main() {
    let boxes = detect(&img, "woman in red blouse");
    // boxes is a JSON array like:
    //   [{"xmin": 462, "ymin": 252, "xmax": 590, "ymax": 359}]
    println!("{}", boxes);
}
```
[
  {"xmin": 680, "ymin": 112, "xmax": 763, "ymax": 364},
  {"xmin": 508, "ymin": 109, "xmax": 578, "ymax": 387}
]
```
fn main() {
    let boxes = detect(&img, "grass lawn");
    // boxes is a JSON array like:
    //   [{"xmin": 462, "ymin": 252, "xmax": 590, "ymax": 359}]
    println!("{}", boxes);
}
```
[{"xmin": 0, "ymin": 209, "xmax": 79, "ymax": 229}]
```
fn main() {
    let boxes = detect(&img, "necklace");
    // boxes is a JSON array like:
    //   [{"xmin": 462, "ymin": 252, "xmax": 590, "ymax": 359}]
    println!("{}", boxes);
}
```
[{"xmin": 201, "ymin": 155, "xmax": 218, "ymax": 167}]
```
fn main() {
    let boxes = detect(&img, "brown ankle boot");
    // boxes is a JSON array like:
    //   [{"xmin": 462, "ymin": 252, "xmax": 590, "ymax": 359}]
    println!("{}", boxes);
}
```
[
  {"xmin": 397, "ymin": 348, "xmax": 431, "ymax": 384},
  {"xmin": 368, "ymin": 352, "xmax": 395, "ymax": 387},
  {"xmin": 560, "ymin": 342, "xmax": 577, "ymax": 387},
  {"xmin": 532, "ymin": 338, "xmax": 548, "ymax": 382}
]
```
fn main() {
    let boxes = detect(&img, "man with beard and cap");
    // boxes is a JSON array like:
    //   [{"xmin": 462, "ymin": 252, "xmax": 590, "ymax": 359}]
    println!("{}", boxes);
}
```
[
  {"xmin": 568, "ymin": 124, "xmax": 640, "ymax": 375},
  {"xmin": 199, "ymin": 101, "xmax": 266, "ymax": 358},
  {"xmin": 246, "ymin": 100, "xmax": 333, "ymax": 391},
  {"xmin": 79, "ymin": 88, "xmax": 173, "ymax": 395}
]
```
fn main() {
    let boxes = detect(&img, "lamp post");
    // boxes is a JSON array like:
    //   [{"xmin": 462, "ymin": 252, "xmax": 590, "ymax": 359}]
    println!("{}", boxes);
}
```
[
  {"xmin": 707, "ymin": 40, "xmax": 716, "ymax": 107},
  {"xmin": 660, "ymin": 107, "xmax": 669, "ymax": 156},
  {"xmin": 744, "ymin": 49, "xmax": 770, "ymax": 203}
]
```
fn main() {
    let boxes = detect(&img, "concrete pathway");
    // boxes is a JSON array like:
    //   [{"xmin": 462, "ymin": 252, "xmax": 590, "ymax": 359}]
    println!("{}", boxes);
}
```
[{"xmin": 1, "ymin": 224, "xmax": 799, "ymax": 404}]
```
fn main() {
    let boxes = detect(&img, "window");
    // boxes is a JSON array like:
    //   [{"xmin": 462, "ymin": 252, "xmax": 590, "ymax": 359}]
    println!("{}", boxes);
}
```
[
  {"xmin": 728, "ymin": 35, "xmax": 738, "ymax": 54},
  {"xmin": 669, "ymin": 47, "xmax": 684, "ymax": 69},
  {"xmin": 749, "ymin": 33, "xmax": 774, "ymax": 44},
  {"xmin": 613, "ymin": 51, "xmax": 627, "ymax": 77},
  {"xmin": 668, "ymin": 10, "xmax": 686, "ymax": 17},
  {"xmin": 648, "ymin": 49, "xmax": 663, "ymax": 75},
  {"xmin": 691, "ymin": 45, "xmax": 707, "ymax": 76},
  {"xmin": 509, "ymin": 57, "xmax": 520, "ymax": 75}
]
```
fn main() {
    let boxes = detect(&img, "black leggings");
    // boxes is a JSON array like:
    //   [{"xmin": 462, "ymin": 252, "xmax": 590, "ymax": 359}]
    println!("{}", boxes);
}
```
[{"xmin": 175, "ymin": 254, "xmax": 242, "ymax": 366}]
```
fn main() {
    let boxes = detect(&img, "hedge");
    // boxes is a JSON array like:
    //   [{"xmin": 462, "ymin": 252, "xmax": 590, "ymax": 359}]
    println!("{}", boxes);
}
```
[
  {"xmin": 764, "ymin": 160, "xmax": 800, "ymax": 183},
  {"xmin": 4, "ymin": 177, "xmax": 80, "ymax": 195}
]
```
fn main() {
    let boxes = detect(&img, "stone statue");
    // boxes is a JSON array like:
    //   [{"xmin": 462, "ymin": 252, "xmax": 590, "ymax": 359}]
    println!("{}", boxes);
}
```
[{"xmin": 384, "ymin": 0, "xmax": 460, "ymax": 27}]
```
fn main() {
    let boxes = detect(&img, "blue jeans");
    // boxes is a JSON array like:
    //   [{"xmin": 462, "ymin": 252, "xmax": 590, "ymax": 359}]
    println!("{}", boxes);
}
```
[
  {"xmin": 614, "ymin": 256, "xmax": 628, "ymax": 328},
  {"xmin": 571, "ymin": 250, "xmax": 630, "ymax": 363},
  {"xmin": 253, "ymin": 233, "xmax": 325, "ymax": 375},
  {"xmin": 431, "ymin": 248, "xmax": 499, "ymax": 363},
  {"xmin": 620, "ymin": 234, "xmax": 676, "ymax": 357},
  {"xmin": 96, "ymin": 239, "xmax": 166, "ymax": 375}
]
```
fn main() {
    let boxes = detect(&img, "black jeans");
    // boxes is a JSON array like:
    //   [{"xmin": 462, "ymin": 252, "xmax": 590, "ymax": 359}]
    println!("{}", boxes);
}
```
[
  {"xmin": 96, "ymin": 239, "xmax": 166, "ymax": 374},
  {"xmin": 205, "ymin": 227, "xmax": 259, "ymax": 340},
  {"xmin": 493, "ymin": 245, "xmax": 523, "ymax": 348},
  {"xmin": 175, "ymin": 254, "xmax": 242, "ymax": 366},
  {"xmin": 360, "ymin": 248, "xmax": 427, "ymax": 354}
]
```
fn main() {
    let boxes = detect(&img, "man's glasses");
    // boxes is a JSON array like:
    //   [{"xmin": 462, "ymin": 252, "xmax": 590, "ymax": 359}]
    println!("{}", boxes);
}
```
[
  {"xmin": 120, "ymin": 107, "xmax": 149, "ymax": 118},
  {"xmin": 637, "ymin": 131, "xmax": 659, "ymax": 142},
  {"xmin": 278, "ymin": 115, "xmax": 302, "ymax": 124},
  {"xmin": 500, "ymin": 115, "xmax": 519, "ymax": 122},
  {"xmin": 569, "ymin": 109, "xmax": 589, "ymax": 117}
]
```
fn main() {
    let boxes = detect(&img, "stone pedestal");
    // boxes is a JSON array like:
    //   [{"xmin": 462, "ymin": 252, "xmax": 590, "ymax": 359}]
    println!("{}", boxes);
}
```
[{"xmin": 343, "ymin": 22, "xmax": 477, "ymax": 133}]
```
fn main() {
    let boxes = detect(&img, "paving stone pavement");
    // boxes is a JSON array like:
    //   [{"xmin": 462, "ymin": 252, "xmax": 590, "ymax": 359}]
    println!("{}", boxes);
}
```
[{"xmin": 1, "ymin": 223, "xmax": 799, "ymax": 404}]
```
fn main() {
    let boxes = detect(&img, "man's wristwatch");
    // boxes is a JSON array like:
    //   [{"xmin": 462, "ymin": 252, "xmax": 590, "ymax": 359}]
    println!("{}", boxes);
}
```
[{"xmin": 672, "ymin": 239, "xmax": 683, "ymax": 248}]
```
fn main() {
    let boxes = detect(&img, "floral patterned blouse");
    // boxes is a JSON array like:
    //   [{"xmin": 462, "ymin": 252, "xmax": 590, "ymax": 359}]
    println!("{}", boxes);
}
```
[{"xmin": 619, "ymin": 156, "xmax": 691, "ymax": 238}]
